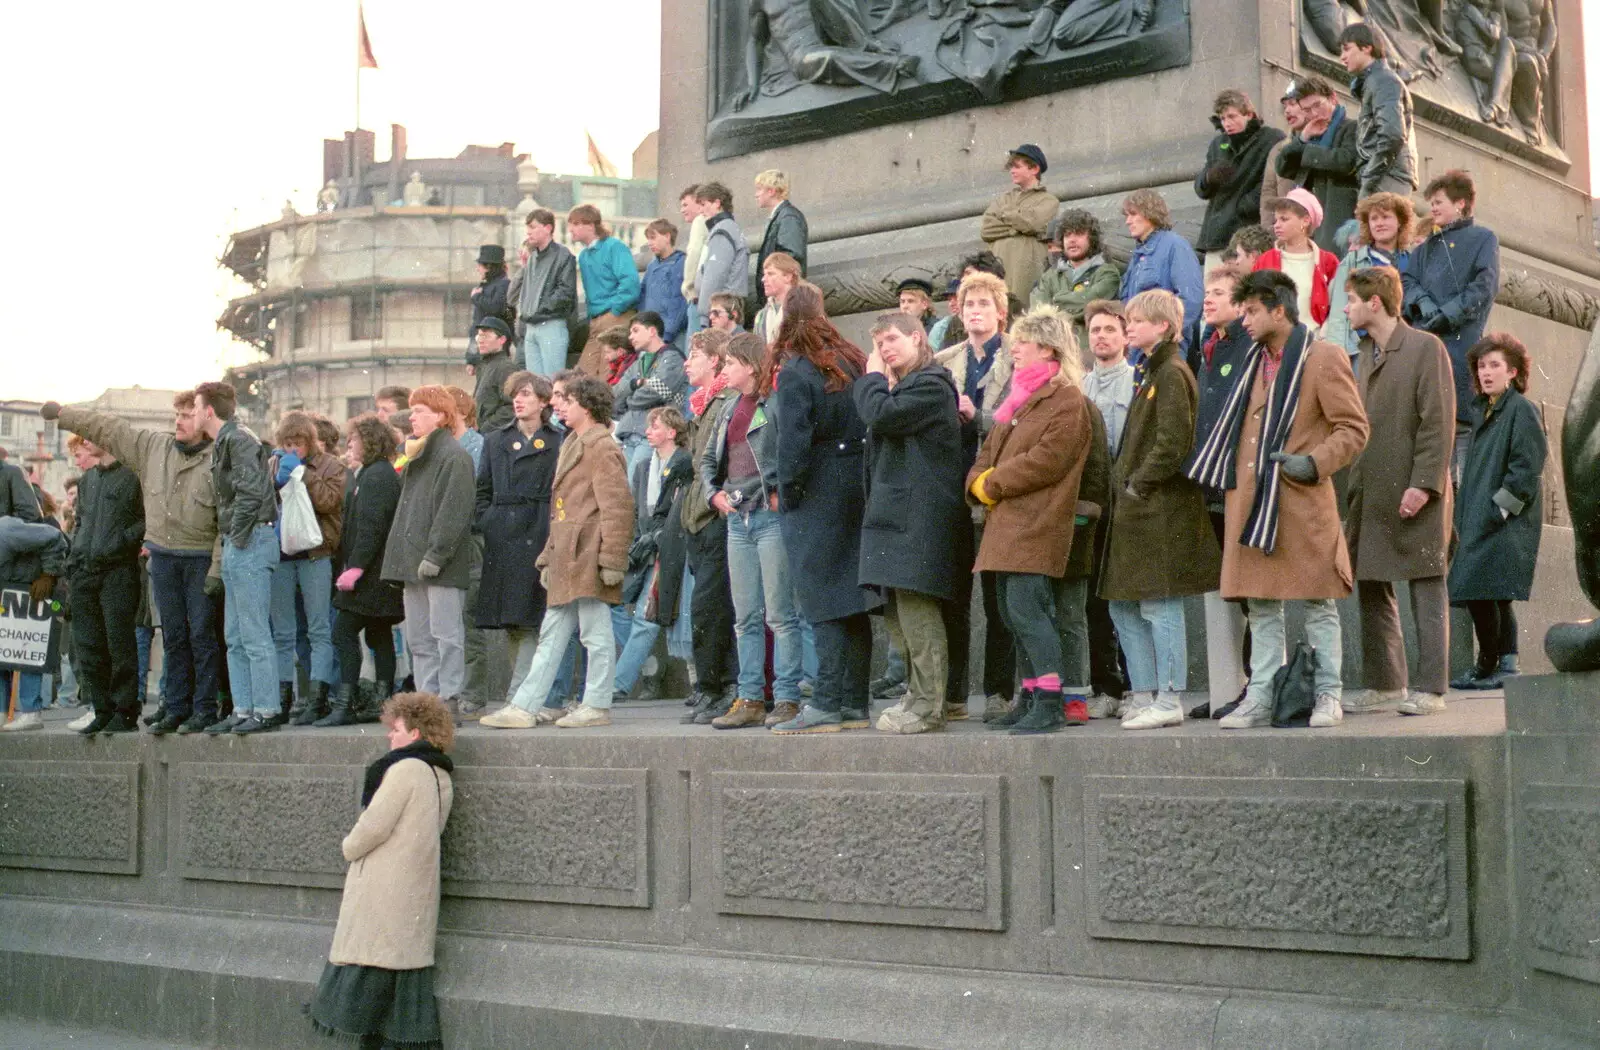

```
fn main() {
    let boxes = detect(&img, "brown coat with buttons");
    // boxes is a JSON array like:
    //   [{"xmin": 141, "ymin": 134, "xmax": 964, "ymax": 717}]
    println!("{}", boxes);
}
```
[
  {"xmin": 966, "ymin": 371, "xmax": 1091, "ymax": 577},
  {"xmin": 1221, "ymin": 336, "xmax": 1370, "ymax": 600},
  {"xmin": 1098, "ymin": 341, "xmax": 1221, "ymax": 601},
  {"xmin": 536, "ymin": 423, "xmax": 634, "ymax": 607},
  {"xmin": 1345, "ymin": 321, "xmax": 1455, "ymax": 581},
  {"xmin": 329, "ymin": 758, "xmax": 454, "ymax": 970}
]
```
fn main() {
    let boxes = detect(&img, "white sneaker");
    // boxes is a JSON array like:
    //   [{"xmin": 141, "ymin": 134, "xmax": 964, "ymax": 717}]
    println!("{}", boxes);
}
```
[
  {"xmin": 480, "ymin": 704, "xmax": 539, "ymax": 729},
  {"xmin": 1397, "ymin": 691, "xmax": 1446, "ymax": 716},
  {"xmin": 1118, "ymin": 691, "xmax": 1154, "ymax": 722},
  {"xmin": 66, "ymin": 710, "xmax": 96, "ymax": 732},
  {"xmin": 1219, "ymin": 694, "xmax": 1272, "ymax": 729},
  {"xmin": 1122, "ymin": 693, "xmax": 1183, "ymax": 730},
  {"xmin": 1309, "ymin": 693, "xmax": 1343, "ymax": 727},
  {"xmin": 556, "ymin": 704, "xmax": 611, "ymax": 728},
  {"xmin": 2, "ymin": 712, "xmax": 43, "ymax": 732},
  {"xmin": 1085, "ymin": 694, "xmax": 1119, "ymax": 719},
  {"xmin": 1343, "ymin": 688, "xmax": 1406, "ymax": 713}
]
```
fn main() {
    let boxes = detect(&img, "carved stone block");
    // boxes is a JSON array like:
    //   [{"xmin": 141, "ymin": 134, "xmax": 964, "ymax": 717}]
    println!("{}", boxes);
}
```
[
  {"xmin": 176, "ymin": 763, "xmax": 356, "ymax": 889},
  {"xmin": 705, "ymin": 0, "xmax": 1191, "ymax": 159},
  {"xmin": 0, "ymin": 761, "xmax": 139, "ymax": 874},
  {"xmin": 441, "ymin": 766, "xmax": 650, "ymax": 907},
  {"xmin": 1519, "ymin": 783, "xmax": 1600, "ymax": 984},
  {"xmin": 708, "ymin": 772, "xmax": 1003, "ymax": 929},
  {"xmin": 1084, "ymin": 776, "xmax": 1469, "ymax": 958}
]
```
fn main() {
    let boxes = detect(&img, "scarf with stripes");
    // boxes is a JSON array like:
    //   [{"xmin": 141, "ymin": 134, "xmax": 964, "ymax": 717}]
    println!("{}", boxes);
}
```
[{"xmin": 1184, "ymin": 324, "xmax": 1312, "ymax": 554}]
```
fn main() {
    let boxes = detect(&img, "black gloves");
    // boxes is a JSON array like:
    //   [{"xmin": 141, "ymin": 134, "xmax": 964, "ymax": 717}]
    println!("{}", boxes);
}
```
[{"xmin": 1270, "ymin": 452, "xmax": 1319, "ymax": 483}]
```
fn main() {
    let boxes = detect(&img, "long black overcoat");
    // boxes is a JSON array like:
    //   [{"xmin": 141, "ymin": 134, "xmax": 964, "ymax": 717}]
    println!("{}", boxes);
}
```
[
  {"xmin": 774, "ymin": 355, "xmax": 882, "ymax": 623},
  {"xmin": 333, "ymin": 461, "xmax": 405, "ymax": 622},
  {"xmin": 1448, "ymin": 387, "xmax": 1547, "ymax": 602},
  {"xmin": 474, "ymin": 420, "xmax": 562, "ymax": 628},
  {"xmin": 853, "ymin": 365, "xmax": 969, "ymax": 602}
]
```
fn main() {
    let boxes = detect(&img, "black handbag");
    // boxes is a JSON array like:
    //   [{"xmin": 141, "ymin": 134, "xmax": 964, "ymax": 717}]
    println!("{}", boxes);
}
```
[{"xmin": 1269, "ymin": 641, "xmax": 1319, "ymax": 728}]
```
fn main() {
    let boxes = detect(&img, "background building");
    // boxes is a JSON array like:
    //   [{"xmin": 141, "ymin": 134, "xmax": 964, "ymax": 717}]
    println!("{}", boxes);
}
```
[
  {"xmin": 0, "ymin": 387, "xmax": 177, "ymax": 499},
  {"xmin": 220, "ymin": 124, "xmax": 658, "ymax": 424}
]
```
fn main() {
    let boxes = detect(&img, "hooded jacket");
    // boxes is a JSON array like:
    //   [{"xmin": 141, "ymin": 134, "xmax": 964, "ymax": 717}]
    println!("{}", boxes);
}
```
[{"xmin": 0, "ymin": 516, "xmax": 68, "ymax": 589}]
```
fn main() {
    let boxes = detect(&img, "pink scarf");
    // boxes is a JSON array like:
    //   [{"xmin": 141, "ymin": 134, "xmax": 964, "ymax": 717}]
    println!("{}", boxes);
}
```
[
  {"xmin": 993, "ymin": 361, "xmax": 1059, "ymax": 426},
  {"xmin": 689, "ymin": 370, "xmax": 729, "ymax": 419}
]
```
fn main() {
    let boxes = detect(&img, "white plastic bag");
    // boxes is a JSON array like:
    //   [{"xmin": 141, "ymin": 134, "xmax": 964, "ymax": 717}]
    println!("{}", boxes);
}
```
[{"xmin": 279, "ymin": 465, "xmax": 323, "ymax": 555}]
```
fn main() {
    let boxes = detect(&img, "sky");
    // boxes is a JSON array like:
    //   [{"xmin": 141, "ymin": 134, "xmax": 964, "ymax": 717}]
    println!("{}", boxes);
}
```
[{"xmin": 1, "ymin": 2, "xmax": 1596, "ymax": 404}]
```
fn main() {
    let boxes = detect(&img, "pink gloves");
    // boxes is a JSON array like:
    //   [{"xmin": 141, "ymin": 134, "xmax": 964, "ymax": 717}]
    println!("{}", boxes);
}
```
[{"xmin": 336, "ymin": 568, "xmax": 364, "ymax": 591}]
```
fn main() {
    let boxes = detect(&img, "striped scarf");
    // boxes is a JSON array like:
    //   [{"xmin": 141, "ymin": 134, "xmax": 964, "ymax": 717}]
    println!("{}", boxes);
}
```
[{"xmin": 1184, "ymin": 324, "xmax": 1312, "ymax": 554}]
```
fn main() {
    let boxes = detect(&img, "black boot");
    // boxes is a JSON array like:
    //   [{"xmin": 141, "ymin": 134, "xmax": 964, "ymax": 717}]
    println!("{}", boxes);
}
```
[
  {"xmin": 358, "ymin": 680, "xmax": 392, "ymax": 723},
  {"xmin": 262, "ymin": 682, "xmax": 294, "ymax": 728},
  {"xmin": 1497, "ymin": 653, "xmax": 1520, "ymax": 676},
  {"xmin": 1451, "ymin": 657, "xmax": 1497, "ymax": 691},
  {"xmin": 313, "ymin": 685, "xmax": 357, "ymax": 727},
  {"xmin": 1011, "ymin": 688, "xmax": 1066, "ymax": 734},
  {"xmin": 291, "ymin": 682, "xmax": 328, "ymax": 726},
  {"xmin": 987, "ymin": 689, "xmax": 1033, "ymax": 730}
]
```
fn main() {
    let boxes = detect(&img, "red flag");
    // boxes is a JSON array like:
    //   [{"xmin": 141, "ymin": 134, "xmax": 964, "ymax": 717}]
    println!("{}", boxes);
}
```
[{"xmin": 358, "ymin": 3, "xmax": 378, "ymax": 69}]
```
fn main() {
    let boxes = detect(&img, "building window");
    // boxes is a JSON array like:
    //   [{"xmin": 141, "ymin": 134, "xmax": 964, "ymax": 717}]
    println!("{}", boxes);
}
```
[
  {"xmin": 346, "ymin": 396, "xmax": 376, "ymax": 419},
  {"xmin": 350, "ymin": 292, "xmax": 383, "ymax": 341},
  {"xmin": 43, "ymin": 421, "xmax": 57, "ymax": 447},
  {"xmin": 0, "ymin": 414, "xmax": 12, "ymax": 437},
  {"xmin": 293, "ymin": 300, "xmax": 310, "ymax": 350},
  {"xmin": 442, "ymin": 295, "xmax": 472, "ymax": 340},
  {"xmin": 444, "ymin": 184, "xmax": 485, "ymax": 207},
  {"xmin": 578, "ymin": 182, "xmax": 619, "ymax": 219}
]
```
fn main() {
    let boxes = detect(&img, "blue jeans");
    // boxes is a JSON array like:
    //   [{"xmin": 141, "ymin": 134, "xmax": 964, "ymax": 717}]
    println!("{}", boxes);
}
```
[
  {"xmin": 726, "ymin": 507, "xmax": 803, "ymax": 702},
  {"xmin": 135, "ymin": 625, "xmax": 155, "ymax": 702},
  {"xmin": 271, "ymin": 556, "xmax": 334, "ymax": 684},
  {"xmin": 612, "ymin": 566, "xmax": 661, "ymax": 693},
  {"xmin": 1245, "ymin": 599, "xmax": 1343, "ymax": 704},
  {"xmin": 146, "ymin": 550, "xmax": 221, "ymax": 719},
  {"xmin": 221, "ymin": 524, "xmax": 280, "ymax": 716},
  {"xmin": 682, "ymin": 303, "xmax": 699, "ymax": 347},
  {"xmin": 507, "ymin": 599, "xmax": 615, "ymax": 711},
  {"xmin": 1108, "ymin": 597, "xmax": 1188, "ymax": 693},
  {"xmin": 523, "ymin": 318, "xmax": 569, "ymax": 376},
  {"xmin": 2, "ymin": 670, "xmax": 43, "ymax": 714},
  {"xmin": 620, "ymin": 434, "xmax": 650, "ymax": 480}
]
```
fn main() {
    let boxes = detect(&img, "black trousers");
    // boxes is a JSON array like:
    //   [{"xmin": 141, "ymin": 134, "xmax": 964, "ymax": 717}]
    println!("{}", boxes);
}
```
[
  {"xmin": 945, "ymin": 524, "xmax": 1016, "ymax": 700},
  {"xmin": 812, "ymin": 613, "xmax": 872, "ymax": 714},
  {"xmin": 333, "ymin": 610, "xmax": 397, "ymax": 689},
  {"xmin": 1465, "ymin": 600, "xmax": 1518, "ymax": 665},
  {"xmin": 686, "ymin": 517, "xmax": 738, "ymax": 695},
  {"xmin": 72, "ymin": 563, "xmax": 142, "ymax": 720}
]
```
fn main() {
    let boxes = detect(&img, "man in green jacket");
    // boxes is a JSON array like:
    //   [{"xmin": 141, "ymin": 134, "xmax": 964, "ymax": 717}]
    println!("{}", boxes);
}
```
[
  {"xmin": 1029, "ymin": 210, "xmax": 1124, "ymax": 363},
  {"xmin": 44, "ymin": 392, "xmax": 225, "ymax": 734}
]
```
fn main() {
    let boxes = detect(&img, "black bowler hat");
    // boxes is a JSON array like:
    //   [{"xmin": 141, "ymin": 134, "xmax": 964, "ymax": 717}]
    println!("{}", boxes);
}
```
[
  {"xmin": 896, "ymin": 277, "xmax": 934, "ymax": 296},
  {"xmin": 1008, "ymin": 143, "xmax": 1048, "ymax": 174},
  {"xmin": 477, "ymin": 244, "xmax": 506, "ymax": 265},
  {"xmin": 474, "ymin": 316, "xmax": 511, "ymax": 339}
]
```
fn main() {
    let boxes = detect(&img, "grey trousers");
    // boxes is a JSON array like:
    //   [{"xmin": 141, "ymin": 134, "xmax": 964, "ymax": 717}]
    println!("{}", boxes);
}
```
[
  {"xmin": 883, "ymin": 589, "xmax": 948, "ymax": 719},
  {"xmin": 402, "ymin": 583, "xmax": 466, "ymax": 699},
  {"xmin": 1358, "ymin": 576, "xmax": 1449, "ymax": 695}
]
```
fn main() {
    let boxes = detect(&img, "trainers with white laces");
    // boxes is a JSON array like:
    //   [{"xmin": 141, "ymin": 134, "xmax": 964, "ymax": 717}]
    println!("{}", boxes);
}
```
[
  {"xmin": 67, "ymin": 710, "xmax": 97, "ymax": 732},
  {"xmin": 556, "ymin": 704, "xmax": 611, "ymax": 728},
  {"xmin": 1122, "ymin": 692, "xmax": 1183, "ymax": 730},
  {"xmin": 1309, "ymin": 692, "xmax": 1344, "ymax": 727},
  {"xmin": 1343, "ymin": 688, "xmax": 1406, "ymax": 713},
  {"xmin": 2, "ymin": 712, "xmax": 43, "ymax": 732},
  {"xmin": 480, "ymin": 705, "xmax": 539, "ymax": 729},
  {"xmin": 1397, "ymin": 691, "xmax": 1447, "ymax": 716},
  {"xmin": 1085, "ymin": 694, "xmax": 1119, "ymax": 719},
  {"xmin": 1219, "ymin": 694, "xmax": 1273, "ymax": 729}
]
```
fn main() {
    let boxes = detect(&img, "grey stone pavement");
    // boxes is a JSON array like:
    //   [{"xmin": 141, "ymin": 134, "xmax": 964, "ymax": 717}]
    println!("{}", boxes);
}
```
[{"xmin": 0, "ymin": 1020, "xmax": 211, "ymax": 1050}]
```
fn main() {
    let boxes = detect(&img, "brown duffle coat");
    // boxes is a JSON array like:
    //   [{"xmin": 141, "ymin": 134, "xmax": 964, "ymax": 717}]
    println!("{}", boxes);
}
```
[
  {"xmin": 1221, "ymin": 336, "xmax": 1370, "ymax": 600},
  {"xmin": 1099, "ymin": 341, "xmax": 1221, "ymax": 601},
  {"xmin": 1346, "ymin": 321, "xmax": 1456, "ymax": 580},
  {"xmin": 329, "ymin": 758, "xmax": 454, "ymax": 970},
  {"xmin": 966, "ymin": 372, "xmax": 1092, "ymax": 577},
  {"xmin": 536, "ymin": 424, "xmax": 634, "ymax": 607}
]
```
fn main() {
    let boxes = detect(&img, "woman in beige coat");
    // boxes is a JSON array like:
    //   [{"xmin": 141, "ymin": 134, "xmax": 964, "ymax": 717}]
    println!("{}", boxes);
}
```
[{"xmin": 309, "ymin": 692, "xmax": 455, "ymax": 1050}]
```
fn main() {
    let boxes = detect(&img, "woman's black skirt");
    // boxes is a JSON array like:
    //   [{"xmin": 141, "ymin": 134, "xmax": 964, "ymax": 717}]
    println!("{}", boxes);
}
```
[{"xmin": 307, "ymin": 961, "xmax": 442, "ymax": 1049}]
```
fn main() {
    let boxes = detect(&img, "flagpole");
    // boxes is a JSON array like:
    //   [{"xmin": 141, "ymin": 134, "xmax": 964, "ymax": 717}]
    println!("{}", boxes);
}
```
[{"xmin": 354, "ymin": 2, "xmax": 362, "ymax": 131}]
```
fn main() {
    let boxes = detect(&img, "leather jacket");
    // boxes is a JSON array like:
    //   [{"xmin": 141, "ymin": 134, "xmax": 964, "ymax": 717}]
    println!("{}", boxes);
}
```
[{"xmin": 1351, "ymin": 58, "xmax": 1417, "ymax": 194}]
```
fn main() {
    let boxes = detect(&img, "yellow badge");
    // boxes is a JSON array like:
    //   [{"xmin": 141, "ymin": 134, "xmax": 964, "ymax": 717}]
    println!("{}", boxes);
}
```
[
  {"xmin": 512, "ymin": 441, "xmax": 522, "ymax": 451},
  {"xmin": 1220, "ymin": 363, "xmax": 1232, "ymax": 377},
  {"xmin": 1146, "ymin": 385, "xmax": 1157, "ymax": 400},
  {"xmin": 534, "ymin": 438, "xmax": 545, "ymax": 449}
]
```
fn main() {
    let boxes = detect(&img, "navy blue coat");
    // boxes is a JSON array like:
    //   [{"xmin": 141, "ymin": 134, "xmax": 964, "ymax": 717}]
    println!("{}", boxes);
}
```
[
  {"xmin": 853, "ymin": 366, "xmax": 970, "ymax": 602},
  {"xmin": 1403, "ymin": 218, "xmax": 1500, "ymax": 425},
  {"xmin": 1448, "ymin": 388, "xmax": 1546, "ymax": 602},
  {"xmin": 474, "ymin": 420, "xmax": 562, "ymax": 628},
  {"xmin": 774, "ymin": 355, "xmax": 880, "ymax": 623}
]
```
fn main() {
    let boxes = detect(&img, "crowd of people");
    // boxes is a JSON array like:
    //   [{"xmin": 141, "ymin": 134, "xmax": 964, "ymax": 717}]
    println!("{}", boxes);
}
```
[{"xmin": 0, "ymin": 23, "xmax": 1550, "ymax": 740}]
